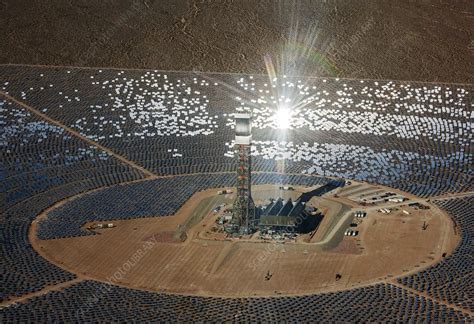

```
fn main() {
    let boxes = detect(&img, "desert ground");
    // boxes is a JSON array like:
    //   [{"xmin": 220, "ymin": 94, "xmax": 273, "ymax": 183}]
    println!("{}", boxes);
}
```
[
  {"xmin": 1, "ymin": 0, "xmax": 473, "ymax": 83},
  {"xmin": 32, "ymin": 181, "xmax": 458, "ymax": 297}
]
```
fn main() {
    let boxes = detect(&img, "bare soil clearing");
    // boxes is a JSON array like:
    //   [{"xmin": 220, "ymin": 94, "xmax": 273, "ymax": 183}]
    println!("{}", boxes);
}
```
[{"xmin": 33, "ymin": 181, "xmax": 458, "ymax": 297}]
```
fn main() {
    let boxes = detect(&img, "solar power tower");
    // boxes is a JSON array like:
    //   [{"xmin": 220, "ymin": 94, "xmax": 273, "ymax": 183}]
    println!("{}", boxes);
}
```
[{"xmin": 232, "ymin": 113, "xmax": 256, "ymax": 234}]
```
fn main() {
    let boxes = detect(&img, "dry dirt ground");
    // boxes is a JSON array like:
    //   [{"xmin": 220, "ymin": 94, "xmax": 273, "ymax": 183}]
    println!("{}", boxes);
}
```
[
  {"xmin": 2, "ymin": 0, "xmax": 473, "ymax": 83},
  {"xmin": 33, "ymin": 182, "xmax": 458, "ymax": 297}
]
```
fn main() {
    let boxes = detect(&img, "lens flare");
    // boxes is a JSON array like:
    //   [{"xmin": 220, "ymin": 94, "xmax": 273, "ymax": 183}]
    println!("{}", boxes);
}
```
[{"xmin": 275, "ymin": 107, "xmax": 291, "ymax": 129}]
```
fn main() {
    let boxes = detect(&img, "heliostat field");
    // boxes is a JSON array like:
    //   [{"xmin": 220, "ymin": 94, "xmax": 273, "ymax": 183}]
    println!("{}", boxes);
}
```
[{"xmin": 0, "ymin": 64, "xmax": 472, "ymax": 322}]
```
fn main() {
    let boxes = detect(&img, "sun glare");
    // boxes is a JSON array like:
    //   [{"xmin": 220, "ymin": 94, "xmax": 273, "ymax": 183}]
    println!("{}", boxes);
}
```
[{"xmin": 275, "ymin": 107, "xmax": 291, "ymax": 129}]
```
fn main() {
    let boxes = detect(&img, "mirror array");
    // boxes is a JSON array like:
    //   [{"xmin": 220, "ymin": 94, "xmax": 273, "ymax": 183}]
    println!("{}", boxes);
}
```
[
  {"xmin": 1, "ymin": 66, "xmax": 471, "ymax": 197},
  {"xmin": 0, "ymin": 281, "xmax": 471, "ymax": 322},
  {"xmin": 0, "ymin": 65, "xmax": 472, "ymax": 320},
  {"xmin": 232, "ymin": 76, "xmax": 471, "ymax": 145},
  {"xmin": 0, "ymin": 99, "xmax": 146, "ymax": 302}
]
